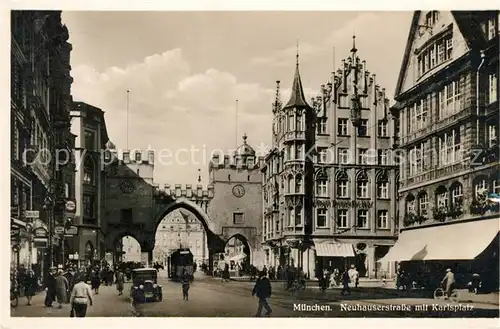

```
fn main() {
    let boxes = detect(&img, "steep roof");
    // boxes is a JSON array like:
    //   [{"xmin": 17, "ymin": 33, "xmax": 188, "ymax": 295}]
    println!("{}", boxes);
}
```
[
  {"xmin": 283, "ymin": 57, "xmax": 310, "ymax": 109},
  {"xmin": 394, "ymin": 11, "xmax": 491, "ymax": 99}
]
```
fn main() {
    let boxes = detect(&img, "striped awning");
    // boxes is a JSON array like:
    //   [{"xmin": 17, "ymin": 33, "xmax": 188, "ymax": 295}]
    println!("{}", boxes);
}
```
[
  {"xmin": 315, "ymin": 242, "xmax": 355, "ymax": 257},
  {"xmin": 229, "ymin": 253, "xmax": 246, "ymax": 261}
]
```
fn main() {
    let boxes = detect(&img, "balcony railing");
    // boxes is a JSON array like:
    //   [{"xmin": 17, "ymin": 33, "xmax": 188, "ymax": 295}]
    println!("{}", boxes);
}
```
[{"xmin": 404, "ymin": 160, "xmax": 469, "ymax": 187}]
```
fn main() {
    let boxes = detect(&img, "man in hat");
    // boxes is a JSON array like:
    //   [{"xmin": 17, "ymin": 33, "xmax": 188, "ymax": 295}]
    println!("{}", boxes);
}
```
[
  {"xmin": 44, "ymin": 267, "xmax": 57, "ymax": 307},
  {"xmin": 441, "ymin": 268, "xmax": 455, "ymax": 299}
]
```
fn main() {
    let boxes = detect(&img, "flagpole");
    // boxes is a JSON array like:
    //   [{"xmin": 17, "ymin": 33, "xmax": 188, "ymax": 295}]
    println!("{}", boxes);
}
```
[
  {"xmin": 235, "ymin": 99, "xmax": 239, "ymax": 147},
  {"xmin": 126, "ymin": 89, "xmax": 130, "ymax": 149}
]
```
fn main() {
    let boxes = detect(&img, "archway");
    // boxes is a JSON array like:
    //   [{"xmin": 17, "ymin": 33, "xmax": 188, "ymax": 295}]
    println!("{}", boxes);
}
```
[
  {"xmin": 153, "ymin": 209, "xmax": 209, "ymax": 271},
  {"xmin": 220, "ymin": 234, "xmax": 251, "ymax": 277},
  {"xmin": 120, "ymin": 235, "xmax": 142, "ymax": 263}
]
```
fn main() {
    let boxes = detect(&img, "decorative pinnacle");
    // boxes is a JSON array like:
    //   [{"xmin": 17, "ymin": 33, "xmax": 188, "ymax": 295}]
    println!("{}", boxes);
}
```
[
  {"xmin": 296, "ymin": 38, "xmax": 299, "ymax": 65},
  {"xmin": 243, "ymin": 133, "xmax": 247, "ymax": 143},
  {"xmin": 351, "ymin": 34, "xmax": 357, "ymax": 54},
  {"xmin": 197, "ymin": 169, "xmax": 201, "ymax": 183}
]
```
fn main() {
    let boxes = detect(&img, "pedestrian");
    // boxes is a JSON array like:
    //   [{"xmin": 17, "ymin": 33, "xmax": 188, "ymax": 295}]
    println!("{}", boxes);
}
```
[
  {"xmin": 69, "ymin": 275, "xmax": 93, "ymax": 317},
  {"xmin": 24, "ymin": 270, "xmax": 37, "ymax": 306},
  {"xmin": 116, "ymin": 270, "xmax": 125, "ymax": 296},
  {"xmin": 44, "ymin": 267, "xmax": 57, "ymax": 307},
  {"xmin": 180, "ymin": 269, "xmax": 190, "ymax": 301},
  {"xmin": 353, "ymin": 267, "xmax": 360, "ymax": 288},
  {"xmin": 252, "ymin": 270, "xmax": 272, "ymax": 317},
  {"xmin": 91, "ymin": 270, "xmax": 100, "ymax": 294},
  {"xmin": 55, "ymin": 270, "xmax": 69, "ymax": 309},
  {"xmin": 341, "ymin": 268, "xmax": 351, "ymax": 296}
]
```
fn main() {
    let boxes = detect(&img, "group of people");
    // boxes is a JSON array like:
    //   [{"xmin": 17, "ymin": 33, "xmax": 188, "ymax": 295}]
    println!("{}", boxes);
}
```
[{"xmin": 318, "ymin": 265, "xmax": 360, "ymax": 295}]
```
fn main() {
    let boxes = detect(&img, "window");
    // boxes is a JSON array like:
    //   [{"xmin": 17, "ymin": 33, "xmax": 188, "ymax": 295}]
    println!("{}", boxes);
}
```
[
  {"xmin": 338, "ymin": 148, "xmax": 349, "ymax": 164},
  {"xmin": 11, "ymin": 177, "xmax": 19, "ymax": 207},
  {"xmin": 377, "ymin": 181, "xmax": 389, "ymax": 199},
  {"xmin": 287, "ymin": 175, "xmax": 292, "ymax": 193},
  {"xmin": 488, "ymin": 15, "xmax": 497, "ymax": 40},
  {"xmin": 378, "ymin": 149, "xmax": 388, "ymax": 165},
  {"xmin": 135, "ymin": 152, "xmax": 141, "ymax": 162},
  {"xmin": 295, "ymin": 206, "xmax": 302, "ymax": 226},
  {"xmin": 409, "ymin": 98, "xmax": 429, "ymax": 132},
  {"xmin": 339, "ymin": 95, "xmax": 348, "ymax": 108},
  {"xmin": 438, "ymin": 129, "xmax": 462, "ymax": 166},
  {"xmin": 493, "ymin": 178, "xmax": 500, "ymax": 194},
  {"xmin": 337, "ymin": 179, "xmax": 348, "ymax": 198},
  {"xmin": 358, "ymin": 149, "xmax": 368, "ymax": 164},
  {"xmin": 288, "ymin": 208, "xmax": 294, "ymax": 226},
  {"xmin": 438, "ymin": 77, "xmax": 464, "ymax": 119},
  {"xmin": 83, "ymin": 157, "xmax": 94, "ymax": 185},
  {"xmin": 295, "ymin": 144, "xmax": 304, "ymax": 160},
  {"xmin": 295, "ymin": 113, "xmax": 303, "ymax": 131},
  {"xmin": 489, "ymin": 72, "xmax": 498, "ymax": 104},
  {"xmin": 357, "ymin": 180, "xmax": 369, "ymax": 198},
  {"xmin": 316, "ymin": 179, "xmax": 328, "ymax": 197},
  {"xmin": 83, "ymin": 194, "xmax": 95, "ymax": 218},
  {"xmin": 338, "ymin": 118, "xmax": 348, "ymax": 136},
  {"xmin": 488, "ymin": 125, "xmax": 498, "ymax": 147},
  {"xmin": 12, "ymin": 120, "xmax": 19, "ymax": 161},
  {"xmin": 84, "ymin": 130, "xmax": 95, "ymax": 150},
  {"xmin": 295, "ymin": 175, "xmax": 302, "ymax": 193},
  {"xmin": 418, "ymin": 193, "xmax": 429, "ymax": 215},
  {"xmin": 358, "ymin": 119, "xmax": 368, "ymax": 136},
  {"xmin": 418, "ymin": 33, "xmax": 452, "ymax": 76},
  {"xmin": 436, "ymin": 191, "xmax": 448, "ymax": 208},
  {"xmin": 406, "ymin": 197, "xmax": 416, "ymax": 213},
  {"xmin": 425, "ymin": 11, "xmax": 439, "ymax": 26},
  {"xmin": 378, "ymin": 120, "xmax": 388, "ymax": 137},
  {"xmin": 336, "ymin": 209, "xmax": 348, "ymax": 228},
  {"xmin": 287, "ymin": 114, "xmax": 295, "ymax": 132},
  {"xmin": 377, "ymin": 210, "xmax": 388, "ymax": 229},
  {"xmin": 317, "ymin": 208, "xmax": 327, "ymax": 227},
  {"xmin": 233, "ymin": 212, "xmax": 244, "ymax": 224},
  {"xmin": 318, "ymin": 148, "xmax": 327, "ymax": 163},
  {"xmin": 451, "ymin": 183, "xmax": 463, "ymax": 205},
  {"xmin": 357, "ymin": 210, "xmax": 368, "ymax": 229},
  {"xmin": 409, "ymin": 144, "xmax": 424, "ymax": 175},
  {"xmin": 317, "ymin": 118, "xmax": 327, "ymax": 134},
  {"xmin": 475, "ymin": 179, "xmax": 487, "ymax": 197},
  {"xmin": 64, "ymin": 183, "xmax": 69, "ymax": 198}
]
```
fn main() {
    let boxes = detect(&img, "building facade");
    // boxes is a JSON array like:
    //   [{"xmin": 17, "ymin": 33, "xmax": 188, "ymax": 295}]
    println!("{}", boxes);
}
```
[
  {"xmin": 262, "ymin": 44, "xmax": 399, "ymax": 279},
  {"xmin": 153, "ymin": 210, "xmax": 209, "ymax": 265},
  {"xmin": 385, "ymin": 11, "xmax": 499, "ymax": 289},
  {"xmin": 70, "ymin": 102, "xmax": 109, "ymax": 266},
  {"xmin": 11, "ymin": 11, "xmax": 75, "ymax": 280}
]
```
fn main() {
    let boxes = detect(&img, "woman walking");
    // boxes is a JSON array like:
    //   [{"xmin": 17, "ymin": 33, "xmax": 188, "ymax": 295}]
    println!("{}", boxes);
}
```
[
  {"xmin": 69, "ymin": 275, "xmax": 93, "ymax": 317},
  {"xmin": 91, "ymin": 270, "xmax": 100, "ymax": 294},
  {"xmin": 24, "ymin": 270, "xmax": 37, "ymax": 305},
  {"xmin": 55, "ymin": 270, "xmax": 69, "ymax": 309},
  {"xmin": 116, "ymin": 270, "xmax": 125, "ymax": 296}
]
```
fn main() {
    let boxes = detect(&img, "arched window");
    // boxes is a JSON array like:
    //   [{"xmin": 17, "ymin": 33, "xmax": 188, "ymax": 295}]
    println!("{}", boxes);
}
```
[
  {"xmin": 435, "ymin": 186, "xmax": 448, "ymax": 208},
  {"xmin": 316, "ymin": 178, "xmax": 328, "ymax": 196},
  {"xmin": 376, "ymin": 172, "xmax": 389, "ymax": 199},
  {"xmin": 83, "ymin": 157, "xmax": 94, "ymax": 185},
  {"xmin": 336, "ymin": 171, "xmax": 349, "ymax": 198},
  {"xmin": 450, "ymin": 182, "xmax": 463, "ymax": 205},
  {"xmin": 406, "ymin": 194, "xmax": 416, "ymax": 213},
  {"xmin": 356, "ymin": 171, "xmax": 369, "ymax": 198},
  {"xmin": 418, "ymin": 191, "xmax": 428, "ymax": 215},
  {"xmin": 295, "ymin": 174, "xmax": 302, "ymax": 193},
  {"xmin": 287, "ymin": 174, "xmax": 293, "ymax": 193}
]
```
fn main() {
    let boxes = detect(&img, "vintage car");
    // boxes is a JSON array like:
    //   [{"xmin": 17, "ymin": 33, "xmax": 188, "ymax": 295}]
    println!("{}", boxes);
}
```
[{"xmin": 130, "ymin": 268, "xmax": 163, "ymax": 302}]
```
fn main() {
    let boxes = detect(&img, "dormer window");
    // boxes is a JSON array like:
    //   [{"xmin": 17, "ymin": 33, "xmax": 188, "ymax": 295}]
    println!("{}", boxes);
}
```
[
  {"xmin": 425, "ymin": 11, "xmax": 439, "ymax": 27},
  {"xmin": 135, "ymin": 152, "xmax": 141, "ymax": 162}
]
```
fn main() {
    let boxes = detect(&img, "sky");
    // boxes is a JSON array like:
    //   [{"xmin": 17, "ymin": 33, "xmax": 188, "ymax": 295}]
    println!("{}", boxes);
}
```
[{"xmin": 61, "ymin": 11, "xmax": 413, "ymax": 187}]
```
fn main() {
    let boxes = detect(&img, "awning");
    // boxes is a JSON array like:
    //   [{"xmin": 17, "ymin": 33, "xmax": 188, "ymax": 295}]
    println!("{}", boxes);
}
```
[
  {"xmin": 229, "ymin": 253, "xmax": 246, "ymax": 261},
  {"xmin": 314, "ymin": 242, "xmax": 355, "ymax": 257},
  {"xmin": 379, "ymin": 218, "xmax": 500, "ymax": 262}
]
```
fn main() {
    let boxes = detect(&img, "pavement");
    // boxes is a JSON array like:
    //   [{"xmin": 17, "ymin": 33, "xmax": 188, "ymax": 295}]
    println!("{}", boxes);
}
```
[{"xmin": 10, "ymin": 270, "xmax": 499, "ymax": 318}]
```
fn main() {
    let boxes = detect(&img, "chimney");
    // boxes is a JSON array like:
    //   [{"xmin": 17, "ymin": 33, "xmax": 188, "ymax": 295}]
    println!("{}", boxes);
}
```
[
  {"xmin": 148, "ymin": 150, "xmax": 154, "ymax": 164},
  {"xmin": 186, "ymin": 184, "xmax": 192, "ymax": 198},
  {"xmin": 212, "ymin": 154, "xmax": 219, "ymax": 166},
  {"xmin": 123, "ymin": 150, "xmax": 130, "ymax": 163},
  {"xmin": 175, "ymin": 184, "xmax": 182, "ymax": 197},
  {"xmin": 224, "ymin": 155, "xmax": 230, "ymax": 167}
]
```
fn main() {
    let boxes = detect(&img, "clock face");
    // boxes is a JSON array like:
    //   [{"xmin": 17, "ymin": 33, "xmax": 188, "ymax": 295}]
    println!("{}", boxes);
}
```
[
  {"xmin": 120, "ymin": 180, "xmax": 135, "ymax": 194},
  {"xmin": 232, "ymin": 184, "xmax": 245, "ymax": 198}
]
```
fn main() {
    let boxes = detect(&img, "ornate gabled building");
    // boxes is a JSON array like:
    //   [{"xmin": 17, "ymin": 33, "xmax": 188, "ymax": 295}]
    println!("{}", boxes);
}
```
[
  {"xmin": 262, "ymin": 41, "xmax": 399, "ymax": 279},
  {"xmin": 383, "ymin": 11, "xmax": 499, "ymax": 290}
]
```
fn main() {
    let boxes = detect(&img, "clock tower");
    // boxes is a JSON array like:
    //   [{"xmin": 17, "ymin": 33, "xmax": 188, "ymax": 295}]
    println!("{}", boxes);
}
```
[{"xmin": 206, "ymin": 134, "xmax": 266, "ymax": 267}]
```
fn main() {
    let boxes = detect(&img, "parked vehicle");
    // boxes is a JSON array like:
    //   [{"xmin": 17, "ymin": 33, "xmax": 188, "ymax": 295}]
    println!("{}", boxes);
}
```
[{"xmin": 168, "ymin": 248, "xmax": 194, "ymax": 281}]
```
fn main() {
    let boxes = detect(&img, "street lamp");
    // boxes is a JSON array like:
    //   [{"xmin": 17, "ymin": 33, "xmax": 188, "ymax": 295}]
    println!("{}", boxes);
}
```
[{"xmin": 43, "ymin": 190, "xmax": 55, "ymax": 268}]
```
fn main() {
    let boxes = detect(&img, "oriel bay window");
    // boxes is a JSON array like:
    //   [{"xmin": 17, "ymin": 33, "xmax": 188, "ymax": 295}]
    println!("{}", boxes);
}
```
[
  {"xmin": 295, "ymin": 175, "xmax": 302, "ymax": 193},
  {"xmin": 295, "ymin": 113, "xmax": 304, "ymax": 131},
  {"xmin": 316, "ymin": 208, "xmax": 328, "ymax": 227}
]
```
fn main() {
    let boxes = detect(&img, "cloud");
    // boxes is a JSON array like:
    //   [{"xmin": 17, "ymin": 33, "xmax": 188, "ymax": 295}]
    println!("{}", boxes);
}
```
[
  {"xmin": 71, "ymin": 48, "xmax": 317, "ymax": 186},
  {"xmin": 250, "ymin": 42, "xmax": 320, "ymax": 66}
]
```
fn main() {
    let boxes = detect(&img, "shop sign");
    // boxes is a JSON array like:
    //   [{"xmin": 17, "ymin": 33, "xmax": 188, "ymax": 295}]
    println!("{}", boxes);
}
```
[
  {"xmin": 65, "ymin": 200, "xmax": 76, "ymax": 212},
  {"xmin": 34, "ymin": 227, "xmax": 48, "ymax": 238},
  {"xmin": 33, "ymin": 237, "xmax": 48, "ymax": 248},
  {"xmin": 65, "ymin": 226, "xmax": 78, "ymax": 235},
  {"xmin": 54, "ymin": 226, "xmax": 65, "ymax": 234},
  {"xmin": 25, "ymin": 211, "xmax": 40, "ymax": 219}
]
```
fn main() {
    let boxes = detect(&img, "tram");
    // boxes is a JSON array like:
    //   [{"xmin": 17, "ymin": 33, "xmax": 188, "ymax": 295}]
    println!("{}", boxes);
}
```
[{"xmin": 167, "ymin": 248, "xmax": 194, "ymax": 281}]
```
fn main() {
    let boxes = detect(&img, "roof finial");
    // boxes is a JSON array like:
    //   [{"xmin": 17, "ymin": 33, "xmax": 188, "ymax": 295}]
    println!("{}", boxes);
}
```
[
  {"xmin": 296, "ymin": 38, "xmax": 299, "ymax": 65},
  {"xmin": 351, "ymin": 34, "xmax": 357, "ymax": 54},
  {"xmin": 243, "ymin": 133, "xmax": 247, "ymax": 143},
  {"xmin": 197, "ymin": 168, "xmax": 201, "ymax": 183}
]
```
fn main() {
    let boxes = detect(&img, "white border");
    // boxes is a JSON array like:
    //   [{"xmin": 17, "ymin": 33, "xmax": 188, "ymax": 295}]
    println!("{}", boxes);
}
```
[{"xmin": 1, "ymin": 1, "xmax": 499, "ymax": 329}]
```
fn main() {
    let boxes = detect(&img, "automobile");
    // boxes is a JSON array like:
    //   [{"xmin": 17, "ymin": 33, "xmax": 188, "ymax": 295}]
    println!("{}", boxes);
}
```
[{"xmin": 130, "ymin": 268, "xmax": 163, "ymax": 302}]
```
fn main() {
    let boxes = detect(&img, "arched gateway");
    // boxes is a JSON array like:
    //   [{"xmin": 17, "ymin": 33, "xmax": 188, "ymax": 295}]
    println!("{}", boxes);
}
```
[{"xmin": 102, "ymin": 141, "xmax": 265, "ymax": 273}]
